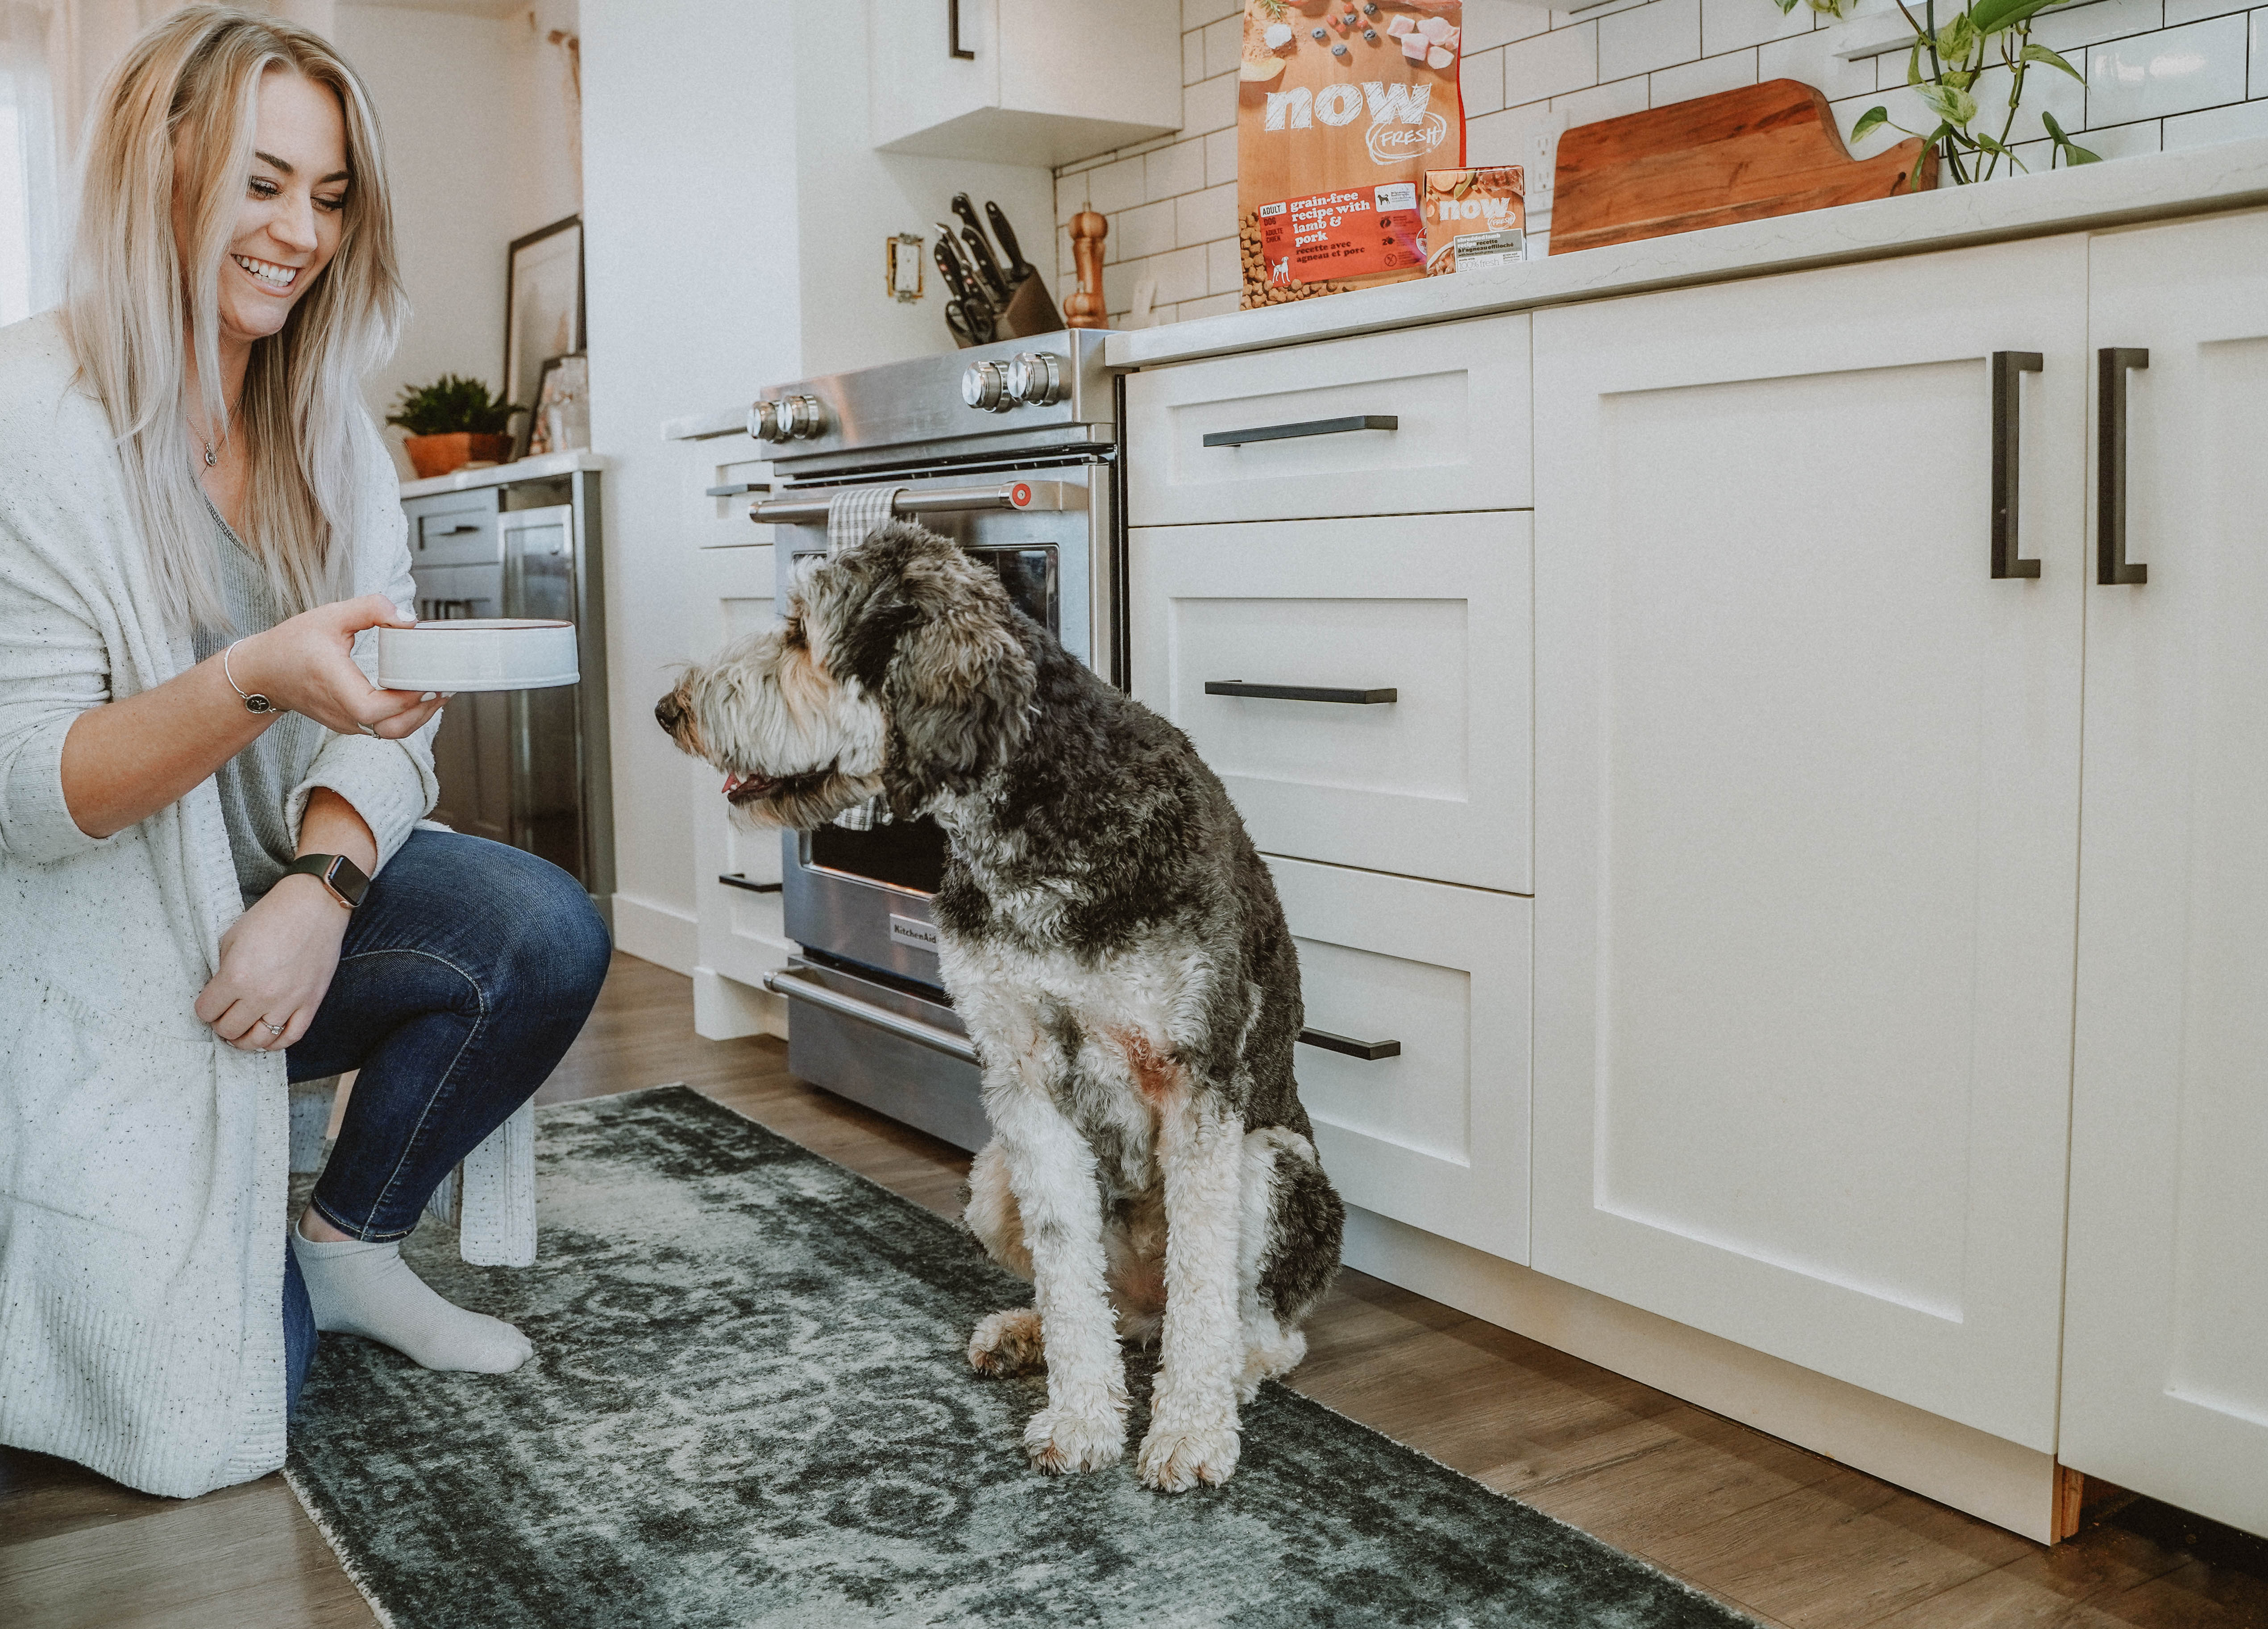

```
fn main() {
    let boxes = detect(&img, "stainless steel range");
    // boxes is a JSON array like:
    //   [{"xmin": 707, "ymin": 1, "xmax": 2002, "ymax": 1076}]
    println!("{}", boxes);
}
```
[{"xmin": 744, "ymin": 330, "xmax": 1122, "ymax": 1151}]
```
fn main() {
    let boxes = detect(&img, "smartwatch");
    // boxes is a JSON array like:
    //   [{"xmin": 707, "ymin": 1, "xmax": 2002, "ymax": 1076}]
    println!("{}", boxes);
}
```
[{"xmin": 280, "ymin": 852, "xmax": 371, "ymax": 910}]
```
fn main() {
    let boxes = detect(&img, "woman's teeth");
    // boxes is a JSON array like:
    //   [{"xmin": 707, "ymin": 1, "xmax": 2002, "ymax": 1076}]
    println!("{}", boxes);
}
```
[{"xmin": 232, "ymin": 253, "xmax": 299, "ymax": 289}]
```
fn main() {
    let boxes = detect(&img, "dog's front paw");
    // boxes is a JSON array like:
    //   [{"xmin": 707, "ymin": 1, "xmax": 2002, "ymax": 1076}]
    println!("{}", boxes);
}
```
[
  {"xmin": 1023, "ymin": 1405, "xmax": 1125, "ymax": 1474},
  {"xmin": 1137, "ymin": 1421, "xmax": 1241, "ymax": 1492},
  {"xmin": 968, "ymin": 1308, "xmax": 1046, "ymax": 1377}
]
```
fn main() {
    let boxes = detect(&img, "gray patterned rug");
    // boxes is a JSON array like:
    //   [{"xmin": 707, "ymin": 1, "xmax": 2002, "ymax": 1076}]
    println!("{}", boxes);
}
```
[{"xmin": 287, "ymin": 1086, "xmax": 1750, "ymax": 1628}]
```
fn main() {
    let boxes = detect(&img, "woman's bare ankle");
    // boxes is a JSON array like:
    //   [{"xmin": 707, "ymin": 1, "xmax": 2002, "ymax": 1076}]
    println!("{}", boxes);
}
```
[{"xmin": 297, "ymin": 1206, "xmax": 353, "ymax": 1243}]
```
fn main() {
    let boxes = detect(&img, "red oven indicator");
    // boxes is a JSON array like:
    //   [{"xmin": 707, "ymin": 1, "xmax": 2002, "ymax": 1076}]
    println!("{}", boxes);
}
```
[{"xmin": 1009, "ymin": 482, "xmax": 1032, "ymax": 508}]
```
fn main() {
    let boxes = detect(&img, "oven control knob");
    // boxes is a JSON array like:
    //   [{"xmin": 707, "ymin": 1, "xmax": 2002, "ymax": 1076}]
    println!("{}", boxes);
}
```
[
  {"xmin": 1005, "ymin": 352, "xmax": 1063, "ymax": 407},
  {"xmin": 749, "ymin": 399, "xmax": 784, "ymax": 442},
  {"xmin": 961, "ymin": 361, "xmax": 1009, "ymax": 412},
  {"xmin": 780, "ymin": 394, "xmax": 827, "ymax": 438}
]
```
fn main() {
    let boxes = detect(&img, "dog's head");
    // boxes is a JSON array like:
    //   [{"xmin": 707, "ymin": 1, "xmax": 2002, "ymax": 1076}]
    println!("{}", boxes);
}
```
[{"xmin": 654, "ymin": 522, "xmax": 1038, "ymax": 829}]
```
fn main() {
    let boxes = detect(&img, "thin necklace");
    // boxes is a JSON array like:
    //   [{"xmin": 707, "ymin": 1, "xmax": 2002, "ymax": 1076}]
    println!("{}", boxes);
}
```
[{"xmin": 199, "ymin": 437, "xmax": 217, "ymax": 468}]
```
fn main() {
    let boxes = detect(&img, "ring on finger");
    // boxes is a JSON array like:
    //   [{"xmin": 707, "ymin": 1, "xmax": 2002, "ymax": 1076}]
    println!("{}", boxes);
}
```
[
  {"xmin": 357, "ymin": 722, "xmax": 379, "ymax": 738},
  {"xmin": 263, "ymin": 1020, "xmax": 286, "ymax": 1037}
]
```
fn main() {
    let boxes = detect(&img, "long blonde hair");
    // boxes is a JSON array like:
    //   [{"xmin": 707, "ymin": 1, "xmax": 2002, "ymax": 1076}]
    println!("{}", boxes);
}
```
[{"xmin": 63, "ymin": 4, "xmax": 406, "ymax": 633}]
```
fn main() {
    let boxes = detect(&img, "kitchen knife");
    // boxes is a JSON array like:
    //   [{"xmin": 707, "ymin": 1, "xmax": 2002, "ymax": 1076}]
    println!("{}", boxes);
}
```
[
  {"xmin": 950, "ymin": 194, "xmax": 1010, "ymax": 301},
  {"xmin": 985, "ymin": 200, "xmax": 1036, "ymax": 285},
  {"xmin": 935, "ymin": 225, "xmax": 997, "ymax": 339},
  {"xmin": 932, "ymin": 236, "xmax": 972, "ymax": 306}
]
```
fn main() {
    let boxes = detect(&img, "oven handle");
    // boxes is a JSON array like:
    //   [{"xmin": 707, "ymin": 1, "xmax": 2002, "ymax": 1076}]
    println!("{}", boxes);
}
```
[
  {"xmin": 751, "ymin": 480, "xmax": 1084, "ymax": 525},
  {"xmin": 762, "ymin": 965, "xmax": 981, "ymax": 1065}
]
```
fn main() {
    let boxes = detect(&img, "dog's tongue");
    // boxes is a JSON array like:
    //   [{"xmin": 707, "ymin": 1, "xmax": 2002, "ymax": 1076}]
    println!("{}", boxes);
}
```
[{"xmin": 723, "ymin": 772, "xmax": 745, "ymax": 796}]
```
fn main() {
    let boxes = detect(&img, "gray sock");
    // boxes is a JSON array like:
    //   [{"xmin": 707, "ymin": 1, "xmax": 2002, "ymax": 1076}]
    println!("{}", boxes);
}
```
[{"xmin": 291, "ymin": 1221, "xmax": 533, "ymax": 1375}]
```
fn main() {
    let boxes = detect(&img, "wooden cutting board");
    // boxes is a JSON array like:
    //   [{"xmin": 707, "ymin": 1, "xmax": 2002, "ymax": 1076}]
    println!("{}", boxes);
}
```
[{"xmin": 1549, "ymin": 79, "xmax": 1934, "ymax": 256}]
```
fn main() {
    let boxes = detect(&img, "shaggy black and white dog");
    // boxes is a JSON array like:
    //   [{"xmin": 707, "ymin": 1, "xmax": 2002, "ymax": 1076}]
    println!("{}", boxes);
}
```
[{"xmin": 654, "ymin": 523, "xmax": 1343, "ymax": 1492}]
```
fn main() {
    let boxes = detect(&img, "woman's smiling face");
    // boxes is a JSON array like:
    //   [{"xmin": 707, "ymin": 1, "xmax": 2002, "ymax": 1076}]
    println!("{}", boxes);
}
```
[{"xmin": 176, "ymin": 68, "xmax": 349, "ymax": 350}]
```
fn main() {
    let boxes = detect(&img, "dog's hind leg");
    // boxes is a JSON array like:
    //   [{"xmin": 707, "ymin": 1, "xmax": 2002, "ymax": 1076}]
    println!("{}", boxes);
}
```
[
  {"xmin": 980, "ymin": 1031, "xmax": 1129, "ymax": 1473},
  {"xmin": 964, "ymin": 1140, "xmax": 1046, "ymax": 1377},
  {"xmin": 1234, "ymin": 1127, "xmax": 1343, "ymax": 1403},
  {"xmin": 1137, "ymin": 1089, "xmax": 1248, "ymax": 1492}
]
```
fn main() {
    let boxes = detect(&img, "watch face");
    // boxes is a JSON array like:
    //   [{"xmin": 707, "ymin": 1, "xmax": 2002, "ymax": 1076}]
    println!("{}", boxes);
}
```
[{"xmin": 326, "ymin": 855, "xmax": 371, "ymax": 908}]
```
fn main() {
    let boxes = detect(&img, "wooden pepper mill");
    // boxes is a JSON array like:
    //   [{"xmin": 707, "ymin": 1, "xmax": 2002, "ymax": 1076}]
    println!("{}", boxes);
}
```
[{"xmin": 1064, "ymin": 211, "xmax": 1108, "ymax": 329}]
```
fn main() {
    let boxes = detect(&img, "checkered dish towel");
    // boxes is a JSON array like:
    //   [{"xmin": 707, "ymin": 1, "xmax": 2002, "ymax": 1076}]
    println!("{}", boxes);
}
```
[{"xmin": 826, "ymin": 485, "xmax": 905, "ymax": 830}]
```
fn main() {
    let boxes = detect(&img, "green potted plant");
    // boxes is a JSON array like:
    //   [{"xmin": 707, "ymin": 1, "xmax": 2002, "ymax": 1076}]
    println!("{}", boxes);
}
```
[{"xmin": 385, "ymin": 374, "xmax": 523, "ymax": 479}]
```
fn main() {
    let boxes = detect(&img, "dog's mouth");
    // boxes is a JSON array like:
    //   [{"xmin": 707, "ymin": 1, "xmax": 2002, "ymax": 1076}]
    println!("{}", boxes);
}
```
[{"xmin": 723, "ymin": 767, "xmax": 831, "ymax": 805}]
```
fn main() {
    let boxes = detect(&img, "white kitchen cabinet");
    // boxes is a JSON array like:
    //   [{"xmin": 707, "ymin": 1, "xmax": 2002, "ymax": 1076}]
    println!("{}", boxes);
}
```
[
  {"xmin": 2060, "ymin": 208, "xmax": 2268, "ymax": 1538},
  {"xmin": 1267, "ymin": 856, "xmax": 1530, "ymax": 1263},
  {"xmin": 690, "ymin": 543, "xmax": 795, "ymax": 1037},
  {"xmin": 1130, "ymin": 512, "xmax": 1532, "ymax": 893},
  {"xmin": 1124, "ymin": 318, "xmax": 1532, "ymax": 526},
  {"xmin": 1530, "ymin": 238, "xmax": 2091, "ymax": 1451},
  {"xmin": 868, "ymin": 0, "xmax": 1181, "ymax": 167}
]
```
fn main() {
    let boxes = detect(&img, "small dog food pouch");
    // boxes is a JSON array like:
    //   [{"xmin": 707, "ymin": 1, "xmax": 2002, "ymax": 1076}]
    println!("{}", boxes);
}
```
[
  {"xmin": 1422, "ymin": 166, "xmax": 1526, "ymax": 273},
  {"xmin": 1238, "ymin": 1, "xmax": 1466, "ymax": 309}
]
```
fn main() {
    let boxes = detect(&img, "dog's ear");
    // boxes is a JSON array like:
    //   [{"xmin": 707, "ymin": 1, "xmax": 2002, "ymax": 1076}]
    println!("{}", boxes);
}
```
[{"xmin": 819, "ymin": 524, "xmax": 1037, "ymax": 806}]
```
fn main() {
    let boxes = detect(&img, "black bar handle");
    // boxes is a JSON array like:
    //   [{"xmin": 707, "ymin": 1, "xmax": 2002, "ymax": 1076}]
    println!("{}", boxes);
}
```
[
  {"xmin": 1299, "ymin": 1028, "xmax": 1402, "ymax": 1061},
  {"xmin": 948, "ymin": 0, "xmax": 975, "ymax": 58},
  {"xmin": 430, "ymin": 523, "xmax": 481, "ymax": 536},
  {"xmin": 1991, "ymin": 352, "xmax": 2044, "ymax": 579},
  {"xmin": 717, "ymin": 873, "xmax": 783, "ymax": 894},
  {"xmin": 2098, "ymin": 347, "xmax": 2149, "ymax": 586},
  {"xmin": 1206, "ymin": 681, "xmax": 1397, "ymax": 705},
  {"xmin": 706, "ymin": 482, "xmax": 770, "ymax": 498},
  {"xmin": 1203, "ymin": 414, "xmax": 1398, "ymax": 449}
]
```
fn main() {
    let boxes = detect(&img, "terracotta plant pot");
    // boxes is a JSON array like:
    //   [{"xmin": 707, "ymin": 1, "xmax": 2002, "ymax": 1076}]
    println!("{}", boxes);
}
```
[{"xmin": 403, "ymin": 432, "xmax": 515, "ymax": 480}]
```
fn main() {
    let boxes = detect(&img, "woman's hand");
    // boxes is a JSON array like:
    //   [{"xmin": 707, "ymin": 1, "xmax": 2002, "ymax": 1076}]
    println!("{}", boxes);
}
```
[
  {"xmin": 230, "ymin": 594, "xmax": 445, "ymax": 739},
  {"xmin": 194, "ymin": 874, "xmax": 350, "ymax": 1050}
]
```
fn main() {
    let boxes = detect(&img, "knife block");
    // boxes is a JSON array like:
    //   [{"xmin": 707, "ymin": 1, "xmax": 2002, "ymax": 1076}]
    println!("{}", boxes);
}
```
[{"xmin": 1001, "ymin": 273, "xmax": 1065, "ymax": 338}]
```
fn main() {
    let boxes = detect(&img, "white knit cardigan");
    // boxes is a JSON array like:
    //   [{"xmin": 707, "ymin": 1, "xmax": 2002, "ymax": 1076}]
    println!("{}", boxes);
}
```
[{"xmin": 0, "ymin": 311, "xmax": 439, "ymax": 1498}]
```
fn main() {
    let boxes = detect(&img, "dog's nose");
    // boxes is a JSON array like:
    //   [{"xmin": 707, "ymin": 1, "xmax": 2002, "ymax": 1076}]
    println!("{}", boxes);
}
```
[{"xmin": 654, "ymin": 692, "xmax": 684, "ymax": 735}]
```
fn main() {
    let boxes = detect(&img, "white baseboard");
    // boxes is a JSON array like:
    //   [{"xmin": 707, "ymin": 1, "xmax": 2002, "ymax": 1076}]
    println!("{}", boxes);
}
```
[
  {"xmin": 693, "ymin": 966, "xmax": 788, "ymax": 1040},
  {"xmin": 1341, "ymin": 1206, "xmax": 2062, "ymax": 1543},
  {"xmin": 610, "ymin": 892, "xmax": 698, "ymax": 975}
]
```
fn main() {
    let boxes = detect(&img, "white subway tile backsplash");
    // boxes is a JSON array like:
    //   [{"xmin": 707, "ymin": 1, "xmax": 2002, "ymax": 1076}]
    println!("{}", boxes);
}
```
[
  {"xmin": 2164, "ymin": 89, "xmax": 2268, "ymax": 137},
  {"xmin": 1700, "ymin": 0, "xmax": 1809, "ymax": 58},
  {"xmin": 1558, "ymin": 73, "xmax": 1653, "ymax": 124},
  {"xmin": 1148, "ymin": 137, "xmax": 1206, "ymax": 202},
  {"xmin": 1205, "ymin": 127, "xmax": 1237, "ymax": 188},
  {"xmin": 1464, "ymin": 0, "xmax": 1558, "ymax": 51},
  {"xmin": 1152, "ymin": 243, "xmax": 1210, "ymax": 303},
  {"xmin": 1463, "ymin": 45, "xmax": 1509, "ymax": 115},
  {"xmin": 1203, "ymin": 15, "xmax": 1243, "ymax": 79},
  {"xmin": 1183, "ymin": 26, "xmax": 1205, "ymax": 86},
  {"xmin": 1179, "ymin": 291, "xmax": 1242, "ymax": 320},
  {"xmin": 1972, "ymin": 54, "xmax": 2089, "ymax": 145},
  {"xmin": 1759, "ymin": 23, "xmax": 1879, "ymax": 101},
  {"xmin": 1506, "ymin": 21, "xmax": 1602, "ymax": 100},
  {"xmin": 2063, "ymin": 115, "xmax": 2167, "ymax": 155},
  {"xmin": 1178, "ymin": 180, "xmax": 1239, "ymax": 245},
  {"xmin": 1183, "ymin": 0, "xmax": 1238, "ymax": 31},
  {"xmin": 2254, "ymin": 8, "xmax": 2266, "ymax": 92},
  {"xmin": 2033, "ymin": 0, "xmax": 2166, "ymax": 53},
  {"xmin": 1601, "ymin": 0, "xmax": 1703, "ymax": 80},
  {"xmin": 2164, "ymin": 0, "xmax": 2246, "ymax": 21},
  {"xmin": 1119, "ymin": 197, "xmax": 1178, "ymax": 260},
  {"xmin": 2088, "ymin": 12, "xmax": 2248, "ymax": 122},
  {"xmin": 1086, "ymin": 155, "xmax": 1149, "ymax": 217},
  {"xmin": 1207, "ymin": 236, "xmax": 1241, "ymax": 296},
  {"xmin": 1184, "ymin": 69, "xmax": 1238, "ymax": 135},
  {"xmin": 1652, "ymin": 46, "xmax": 1759, "ymax": 104}
]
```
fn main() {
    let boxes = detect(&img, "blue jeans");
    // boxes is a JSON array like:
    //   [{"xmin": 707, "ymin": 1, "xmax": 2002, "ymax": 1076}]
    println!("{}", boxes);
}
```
[{"xmin": 278, "ymin": 829, "xmax": 611, "ymax": 1413}]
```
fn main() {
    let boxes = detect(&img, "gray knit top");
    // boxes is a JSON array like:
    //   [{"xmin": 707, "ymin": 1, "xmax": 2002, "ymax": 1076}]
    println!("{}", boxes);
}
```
[{"xmin": 189, "ymin": 502, "xmax": 326, "ymax": 904}]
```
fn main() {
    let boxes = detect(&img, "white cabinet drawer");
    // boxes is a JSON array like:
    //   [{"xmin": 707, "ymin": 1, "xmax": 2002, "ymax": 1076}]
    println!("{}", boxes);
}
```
[
  {"xmin": 682, "ymin": 430, "xmax": 778, "ymax": 551},
  {"xmin": 1269, "ymin": 856, "xmax": 1530, "ymax": 1263},
  {"xmin": 1124, "ymin": 316, "xmax": 1530, "ymax": 525},
  {"xmin": 691, "ymin": 545, "xmax": 796, "ymax": 997},
  {"xmin": 1130, "ymin": 513, "xmax": 1531, "ymax": 894}
]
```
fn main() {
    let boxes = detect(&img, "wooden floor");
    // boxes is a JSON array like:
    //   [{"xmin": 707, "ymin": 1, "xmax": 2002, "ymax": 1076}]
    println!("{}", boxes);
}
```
[{"xmin": 5, "ymin": 951, "xmax": 2265, "ymax": 1629}]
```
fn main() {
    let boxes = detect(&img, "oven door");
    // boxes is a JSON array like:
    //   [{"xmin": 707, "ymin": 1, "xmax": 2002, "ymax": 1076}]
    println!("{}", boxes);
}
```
[{"xmin": 770, "ymin": 463, "xmax": 1109, "ymax": 992}]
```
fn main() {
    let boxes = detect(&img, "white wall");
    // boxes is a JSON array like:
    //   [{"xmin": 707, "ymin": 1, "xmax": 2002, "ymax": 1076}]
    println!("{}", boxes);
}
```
[
  {"xmin": 579, "ymin": 1, "xmax": 1055, "ymax": 969},
  {"xmin": 334, "ymin": 0, "xmax": 582, "ymax": 471}
]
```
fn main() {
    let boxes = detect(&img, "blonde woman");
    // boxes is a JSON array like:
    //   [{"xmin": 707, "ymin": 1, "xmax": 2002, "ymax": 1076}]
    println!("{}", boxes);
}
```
[{"xmin": 0, "ymin": 6, "xmax": 609, "ymax": 1498}]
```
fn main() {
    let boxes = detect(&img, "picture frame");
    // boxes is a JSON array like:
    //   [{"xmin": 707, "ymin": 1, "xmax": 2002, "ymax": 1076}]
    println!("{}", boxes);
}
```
[
  {"xmin": 522, "ymin": 352, "xmax": 590, "ymax": 460},
  {"xmin": 503, "ymin": 216, "xmax": 585, "ymax": 450}
]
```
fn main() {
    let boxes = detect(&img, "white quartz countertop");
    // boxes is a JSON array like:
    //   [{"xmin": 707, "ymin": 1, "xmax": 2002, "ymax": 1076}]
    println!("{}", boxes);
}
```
[
  {"xmin": 1104, "ymin": 136, "xmax": 2268, "ymax": 370},
  {"xmin": 398, "ymin": 448, "xmax": 604, "ymax": 499}
]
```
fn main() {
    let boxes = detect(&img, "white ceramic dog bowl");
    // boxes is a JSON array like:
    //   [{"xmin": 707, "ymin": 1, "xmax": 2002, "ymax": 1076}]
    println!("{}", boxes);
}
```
[{"xmin": 374, "ymin": 620, "xmax": 579, "ymax": 692}]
